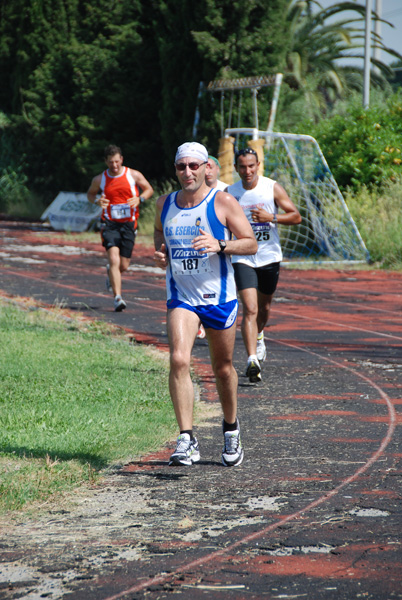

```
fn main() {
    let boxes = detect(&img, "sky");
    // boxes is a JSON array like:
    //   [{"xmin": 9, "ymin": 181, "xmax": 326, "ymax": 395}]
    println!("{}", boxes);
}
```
[{"xmin": 316, "ymin": 0, "xmax": 402, "ymax": 65}]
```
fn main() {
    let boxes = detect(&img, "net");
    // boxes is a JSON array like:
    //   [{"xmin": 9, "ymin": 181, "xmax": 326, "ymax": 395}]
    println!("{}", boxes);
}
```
[{"xmin": 224, "ymin": 129, "xmax": 370, "ymax": 264}]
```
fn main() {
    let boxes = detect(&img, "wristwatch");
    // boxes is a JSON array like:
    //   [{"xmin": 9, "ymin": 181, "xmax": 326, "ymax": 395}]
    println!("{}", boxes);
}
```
[
  {"xmin": 218, "ymin": 239, "xmax": 227, "ymax": 254},
  {"xmin": 140, "ymin": 196, "xmax": 145, "ymax": 204},
  {"xmin": 272, "ymin": 213, "xmax": 278, "ymax": 224}
]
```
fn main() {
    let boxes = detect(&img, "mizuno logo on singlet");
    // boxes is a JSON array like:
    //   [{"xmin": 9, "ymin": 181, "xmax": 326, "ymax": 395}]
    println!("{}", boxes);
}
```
[{"xmin": 171, "ymin": 248, "xmax": 199, "ymax": 258}]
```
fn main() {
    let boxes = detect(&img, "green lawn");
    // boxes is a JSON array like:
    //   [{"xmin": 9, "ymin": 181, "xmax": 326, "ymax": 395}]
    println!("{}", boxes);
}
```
[{"xmin": 0, "ymin": 299, "xmax": 177, "ymax": 513}]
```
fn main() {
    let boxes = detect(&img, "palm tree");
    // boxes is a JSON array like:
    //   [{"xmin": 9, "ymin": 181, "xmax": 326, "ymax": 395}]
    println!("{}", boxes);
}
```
[{"xmin": 284, "ymin": 0, "xmax": 401, "ymax": 118}]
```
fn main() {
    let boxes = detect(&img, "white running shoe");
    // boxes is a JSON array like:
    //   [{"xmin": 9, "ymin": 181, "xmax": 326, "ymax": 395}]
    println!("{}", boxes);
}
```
[
  {"xmin": 169, "ymin": 434, "xmax": 200, "ymax": 466},
  {"xmin": 256, "ymin": 332, "xmax": 267, "ymax": 362},
  {"xmin": 114, "ymin": 295, "xmax": 127, "ymax": 312},
  {"xmin": 222, "ymin": 421, "xmax": 244, "ymax": 467},
  {"xmin": 246, "ymin": 357, "xmax": 261, "ymax": 383}
]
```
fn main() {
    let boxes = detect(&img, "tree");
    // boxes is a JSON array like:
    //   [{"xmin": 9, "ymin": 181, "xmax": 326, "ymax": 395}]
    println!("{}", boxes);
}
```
[
  {"xmin": 0, "ymin": 0, "xmax": 164, "ymax": 199},
  {"xmin": 282, "ymin": 0, "xmax": 402, "ymax": 120},
  {"xmin": 149, "ymin": 0, "xmax": 288, "ymax": 166},
  {"xmin": 6, "ymin": 0, "xmax": 401, "ymax": 210}
]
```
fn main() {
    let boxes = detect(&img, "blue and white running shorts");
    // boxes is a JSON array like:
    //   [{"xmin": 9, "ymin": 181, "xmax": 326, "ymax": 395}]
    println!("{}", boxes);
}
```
[{"xmin": 167, "ymin": 298, "xmax": 238, "ymax": 330}]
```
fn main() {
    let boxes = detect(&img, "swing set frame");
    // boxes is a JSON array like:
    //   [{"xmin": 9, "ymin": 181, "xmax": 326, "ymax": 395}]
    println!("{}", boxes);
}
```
[{"xmin": 206, "ymin": 74, "xmax": 283, "ymax": 136}]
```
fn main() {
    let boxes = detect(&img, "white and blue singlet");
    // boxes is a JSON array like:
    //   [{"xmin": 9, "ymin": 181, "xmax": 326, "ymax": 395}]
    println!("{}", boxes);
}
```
[{"xmin": 161, "ymin": 189, "xmax": 237, "ymax": 308}]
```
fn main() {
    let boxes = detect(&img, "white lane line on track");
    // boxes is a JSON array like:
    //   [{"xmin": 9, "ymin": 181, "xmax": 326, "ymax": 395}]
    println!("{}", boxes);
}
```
[
  {"xmin": 277, "ymin": 288, "xmax": 402, "ymax": 317},
  {"xmin": 2, "ymin": 243, "xmax": 100, "ymax": 255},
  {"xmin": 2, "ymin": 268, "xmax": 402, "ymax": 345},
  {"xmin": 103, "ymin": 342, "xmax": 396, "ymax": 600},
  {"xmin": 273, "ymin": 307, "xmax": 402, "ymax": 342},
  {"xmin": 0, "ymin": 269, "xmax": 168, "ymax": 313},
  {"xmin": 3, "ymin": 255, "xmax": 401, "ymax": 319},
  {"xmin": 0, "ymin": 262, "xmax": 167, "ymax": 294},
  {"xmin": 2, "ymin": 267, "xmax": 402, "ymax": 344}
]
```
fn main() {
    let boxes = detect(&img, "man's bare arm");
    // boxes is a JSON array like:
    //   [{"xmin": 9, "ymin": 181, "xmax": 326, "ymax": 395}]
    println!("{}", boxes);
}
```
[
  {"xmin": 87, "ymin": 174, "xmax": 102, "ymax": 204},
  {"xmin": 273, "ymin": 183, "xmax": 302, "ymax": 225},
  {"xmin": 130, "ymin": 169, "xmax": 154, "ymax": 201},
  {"xmin": 154, "ymin": 195, "xmax": 168, "ymax": 269}
]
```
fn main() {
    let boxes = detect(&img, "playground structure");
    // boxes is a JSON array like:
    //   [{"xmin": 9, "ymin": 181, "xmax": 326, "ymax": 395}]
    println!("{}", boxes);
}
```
[{"xmin": 205, "ymin": 75, "xmax": 370, "ymax": 265}]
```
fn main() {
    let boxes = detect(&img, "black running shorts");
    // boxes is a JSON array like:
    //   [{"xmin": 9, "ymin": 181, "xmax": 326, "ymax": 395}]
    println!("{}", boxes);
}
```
[
  {"xmin": 101, "ymin": 220, "xmax": 136, "ymax": 258},
  {"xmin": 233, "ymin": 261, "xmax": 280, "ymax": 296}
]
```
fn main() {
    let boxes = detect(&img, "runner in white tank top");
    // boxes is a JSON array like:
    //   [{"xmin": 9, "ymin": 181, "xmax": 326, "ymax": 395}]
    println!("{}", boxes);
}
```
[
  {"xmin": 161, "ymin": 188, "xmax": 236, "ymax": 307},
  {"xmin": 154, "ymin": 142, "xmax": 257, "ymax": 468},
  {"xmin": 229, "ymin": 175, "xmax": 283, "ymax": 268},
  {"xmin": 228, "ymin": 147, "xmax": 301, "ymax": 383}
]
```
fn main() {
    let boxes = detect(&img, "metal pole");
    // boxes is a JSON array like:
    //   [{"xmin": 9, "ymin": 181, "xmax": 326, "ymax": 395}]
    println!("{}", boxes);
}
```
[
  {"xmin": 266, "ymin": 73, "xmax": 283, "ymax": 133},
  {"xmin": 373, "ymin": 0, "xmax": 382, "ymax": 68},
  {"xmin": 251, "ymin": 88, "xmax": 259, "ymax": 131},
  {"xmin": 363, "ymin": 0, "xmax": 373, "ymax": 108}
]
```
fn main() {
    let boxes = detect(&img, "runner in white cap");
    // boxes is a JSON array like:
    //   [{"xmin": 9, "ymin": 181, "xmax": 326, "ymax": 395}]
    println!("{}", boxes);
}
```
[{"xmin": 154, "ymin": 141, "xmax": 257, "ymax": 467}]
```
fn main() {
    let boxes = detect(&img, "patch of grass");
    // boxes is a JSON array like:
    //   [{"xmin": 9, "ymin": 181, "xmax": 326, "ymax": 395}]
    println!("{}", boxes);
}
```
[
  {"xmin": 345, "ymin": 176, "xmax": 402, "ymax": 270},
  {"xmin": 0, "ymin": 455, "xmax": 95, "ymax": 511},
  {"xmin": 0, "ymin": 300, "xmax": 176, "ymax": 513}
]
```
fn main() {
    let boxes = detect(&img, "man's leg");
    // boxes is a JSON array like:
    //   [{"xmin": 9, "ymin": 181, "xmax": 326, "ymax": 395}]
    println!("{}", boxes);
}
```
[
  {"xmin": 255, "ymin": 263, "xmax": 279, "ymax": 343},
  {"xmin": 207, "ymin": 323, "xmax": 244, "ymax": 466},
  {"xmin": 238, "ymin": 287, "xmax": 262, "ymax": 382},
  {"xmin": 255, "ymin": 291, "xmax": 274, "ymax": 362},
  {"xmin": 238, "ymin": 287, "xmax": 259, "ymax": 357},
  {"xmin": 120, "ymin": 256, "xmax": 130, "ymax": 275},
  {"xmin": 107, "ymin": 246, "xmax": 123, "ymax": 297},
  {"xmin": 257, "ymin": 290, "xmax": 274, "ymax": 334},
  {"xmin": 206, "ymin": 322, "xmax": 238, "ymax": 423},
  {"xmin": 167, "ymin": 307, "xmax": 199, "ymax": 430}
]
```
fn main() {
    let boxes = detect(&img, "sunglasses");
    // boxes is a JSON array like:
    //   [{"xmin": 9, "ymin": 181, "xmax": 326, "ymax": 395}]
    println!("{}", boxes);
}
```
[
  {"xmin": 235, "ymin": 148, "xmax": 258, "ymax": 159},
  {"xmin": 175, "ymin": 161, "xmax": 207, "ymax": 171}
]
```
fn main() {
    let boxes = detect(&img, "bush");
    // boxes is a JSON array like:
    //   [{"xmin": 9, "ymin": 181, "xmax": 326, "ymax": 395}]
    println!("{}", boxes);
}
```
[
  {"xmin": 0, "ymin": 167, "xmax": 46, "ymax": 218},
  {"xmin": 299, "ymin": 91, "xmax": 402, "ymax": 192}
]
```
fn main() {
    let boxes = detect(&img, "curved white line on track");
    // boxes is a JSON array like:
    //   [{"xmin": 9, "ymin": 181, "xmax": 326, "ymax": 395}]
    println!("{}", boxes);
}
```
[
  {"xmin": 1, "ymin": 261, "xmax": 399, "ymax": 597},
  {"xmin": 104, "ymin": 341, "xmax": 396, "ymax": 600}
]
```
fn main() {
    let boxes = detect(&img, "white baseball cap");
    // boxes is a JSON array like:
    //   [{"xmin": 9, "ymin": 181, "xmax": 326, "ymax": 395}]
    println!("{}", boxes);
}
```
[{"xmin": 175, "ymin": 142, "xmax": 208, "ymax": 163}]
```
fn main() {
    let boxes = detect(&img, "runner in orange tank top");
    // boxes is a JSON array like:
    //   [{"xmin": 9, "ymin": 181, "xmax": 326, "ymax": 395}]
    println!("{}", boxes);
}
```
[{"xmin": 87, "ymin": 145, "xmax": 153, "ymax": 311}]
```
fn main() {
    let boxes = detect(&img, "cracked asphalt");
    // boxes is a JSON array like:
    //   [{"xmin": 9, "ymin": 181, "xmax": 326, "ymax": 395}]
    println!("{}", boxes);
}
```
[{"xmin": 0, "ymin": 218, "xmax": 401, "ymax": 600}]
